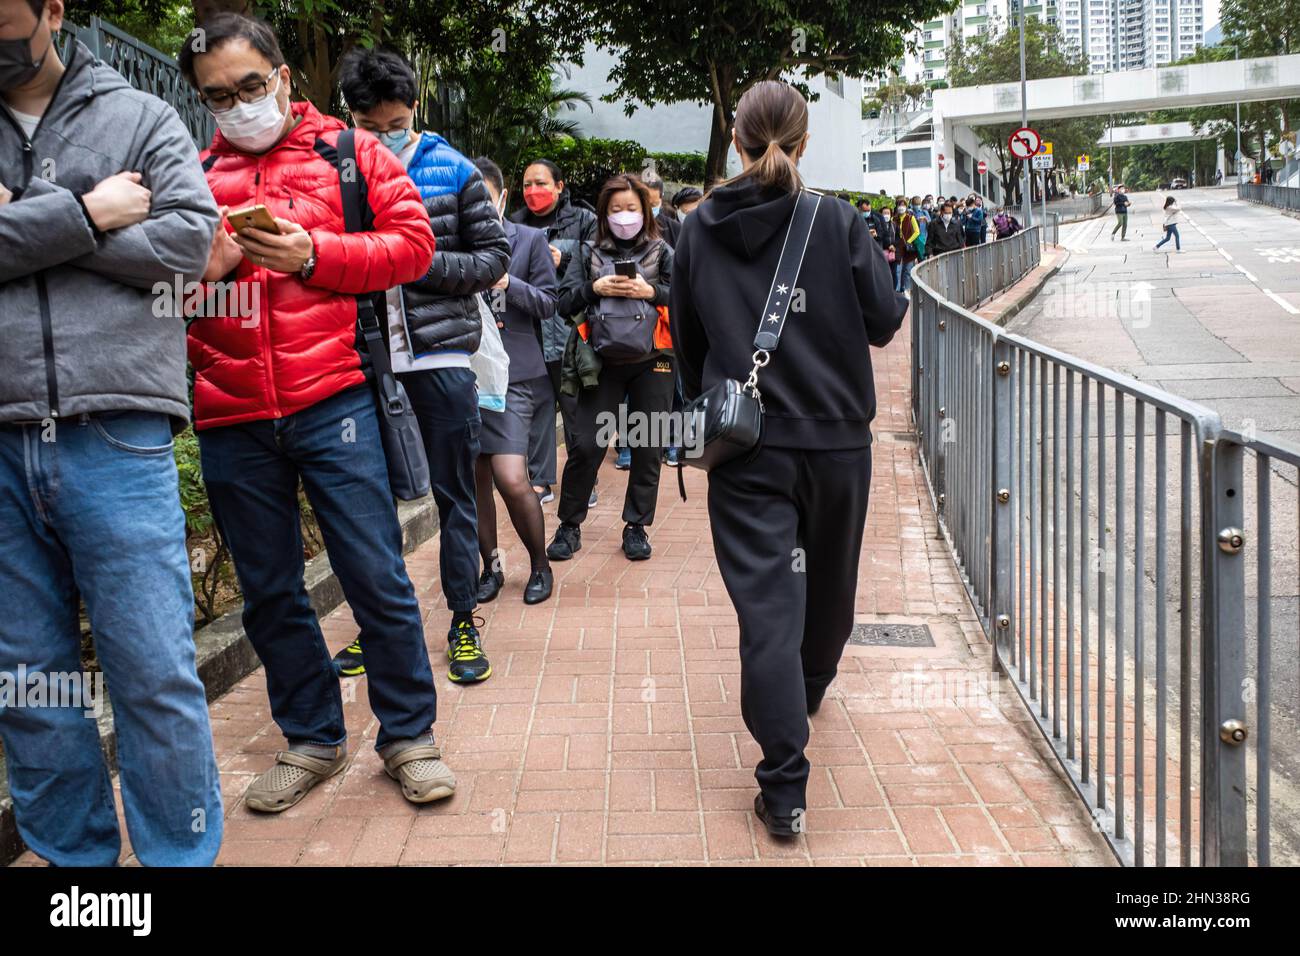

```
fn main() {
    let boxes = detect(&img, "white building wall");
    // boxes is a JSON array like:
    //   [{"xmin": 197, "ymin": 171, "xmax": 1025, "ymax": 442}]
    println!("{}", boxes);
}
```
[{"xmin": 561, "ymin": 45, "xmax": 865, "ymax": 190}]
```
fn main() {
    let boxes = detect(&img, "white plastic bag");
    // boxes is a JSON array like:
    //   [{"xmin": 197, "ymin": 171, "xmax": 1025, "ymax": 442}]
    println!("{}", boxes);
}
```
[{"xmin": 470, "ymin": 292, "xmax": 510, "ymax": 412}]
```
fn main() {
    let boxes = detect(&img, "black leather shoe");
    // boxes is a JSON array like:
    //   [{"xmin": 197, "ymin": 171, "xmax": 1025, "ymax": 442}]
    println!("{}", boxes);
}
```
[
  {"xmin": 546, "ymin": 523, "xmax": 582, "ymax": 561},
  {"xmin": 476, "ymin": 568, "xmax": 504, "ymax": 603},
  {"xmin": 754, "ymin": 794, "xmax": 799, "ymax": 838},
  {"xmin": 622, "ymin": 523, "xmax": 651, "ymax": 561},
  {"xmin": 523, "ymin": 568, "xmax": 554, "ymax": 605}
]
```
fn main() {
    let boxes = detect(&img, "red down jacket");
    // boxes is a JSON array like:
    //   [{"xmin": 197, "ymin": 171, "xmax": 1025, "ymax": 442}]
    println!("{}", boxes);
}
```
[{"xmin": 189, "ymin": 101, "xmax": 435, "ymax": 430}]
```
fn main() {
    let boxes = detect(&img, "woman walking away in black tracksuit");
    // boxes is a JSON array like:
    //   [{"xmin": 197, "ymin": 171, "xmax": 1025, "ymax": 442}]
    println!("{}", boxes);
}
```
[
  {"xmin": 547, "ymin": 174, "xmax": 675, "ymax": 562},
  {"xmin": 670, "ymin": 80, "xmax": 908, "ymax": 838}
]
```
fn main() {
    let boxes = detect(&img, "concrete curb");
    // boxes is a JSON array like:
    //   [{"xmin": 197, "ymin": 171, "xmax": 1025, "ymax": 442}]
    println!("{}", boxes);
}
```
[
  {"xmin": 974, "ymin": 251, "xmax": 1067, "ymax": 327},
  {"xmin": 0, "ymin": 496, "xmax": 438, "ymax": 867}
]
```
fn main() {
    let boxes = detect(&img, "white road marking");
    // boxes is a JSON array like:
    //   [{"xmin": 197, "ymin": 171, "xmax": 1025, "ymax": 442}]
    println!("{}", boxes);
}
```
[
  {"xmin": 1220, "ymin": 248, "xmax": 1233, "ymax": 261},
  {"xmin": 1263, "ymin": 289, "xmax": 1300, "ymax": 315},
  {"xmin": 1236, "ymin": 265, "xmax": 1259, "ymax": 282}
]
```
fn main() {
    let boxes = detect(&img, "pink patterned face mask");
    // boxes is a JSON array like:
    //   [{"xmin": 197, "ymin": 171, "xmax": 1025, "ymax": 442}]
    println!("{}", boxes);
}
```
[{"xmin": 607, "ymin": 210, "xmax": 643, "ymax": 240}]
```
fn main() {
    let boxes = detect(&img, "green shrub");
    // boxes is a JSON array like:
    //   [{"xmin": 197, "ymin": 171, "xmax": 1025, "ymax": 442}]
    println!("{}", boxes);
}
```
[
  {"xmin": 517, "ymin": 136, "xmax": 649, "ymax": 209},
  {"xmin": 646, "ymin": 151, "xmax": 707, "ymax": 185}
]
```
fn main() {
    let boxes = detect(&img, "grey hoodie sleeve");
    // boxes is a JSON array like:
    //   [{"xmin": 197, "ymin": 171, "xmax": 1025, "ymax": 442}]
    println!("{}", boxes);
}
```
[
  {"xmin": 67, "ymin": 105, "xmax": 219, "ymax": 290},
  {"xmin": 0, "ymin": 178, "xmax": 98, "ymax": 282}
]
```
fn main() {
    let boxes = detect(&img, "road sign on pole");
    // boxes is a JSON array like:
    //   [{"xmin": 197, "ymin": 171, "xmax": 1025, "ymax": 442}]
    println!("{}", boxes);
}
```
[
  {"xmin": 1077, "ymin": 154, "xmax": 1091, "ymax": 171},
  {"xmin": 1009, "ymin": 126, "xmax": 1041, "ymax": 161},
  {"xmin": 1032, "ymin": 153, "xmax": 1054, "ymax": 170},
  {"xmin": 938, "ymin": 153, "xmax": 947, "ymax": 170},
  {"xmin": 977, "ymin": 159, "xmax": 988, "ymax": 175}
]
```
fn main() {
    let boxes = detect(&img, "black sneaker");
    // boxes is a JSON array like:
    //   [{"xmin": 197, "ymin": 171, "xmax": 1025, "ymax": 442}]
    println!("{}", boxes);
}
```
[
  {"xmin": 754, "ymin": 794, "xmax": 800, "ymax": 838},
  {"xmin": 622, "ymin": 523, "xmax": 651, "ymax": 561},
  {"xmin": 447, "ymin": 617, "xmax": 491, "ymax": 683},
  {"xmin": 476, "ymin": 568, "xmax": 504, "ymax": 603},
  {"xmin": 588, "ymin": 490, "xmax": 598, "ymax": 508},
  {"xmin": 332, "ymin": 638, "xmax": 365, "ymax": 677},
  {"xmin": 546, "ymin": 523, "xmax": 582, "ymax": 561},
  {"xmin": 534, "ymin": 484, "xmax": 554, "ymax": 504}
]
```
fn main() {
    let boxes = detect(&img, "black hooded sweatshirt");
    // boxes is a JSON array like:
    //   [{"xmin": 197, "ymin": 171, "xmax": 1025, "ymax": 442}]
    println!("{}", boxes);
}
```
[{"xmin": 670, "ymin": 180, "xmax": 908, "ymax": 449}]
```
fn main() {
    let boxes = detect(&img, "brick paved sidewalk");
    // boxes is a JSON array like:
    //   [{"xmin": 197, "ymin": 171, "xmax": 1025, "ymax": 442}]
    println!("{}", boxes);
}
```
[{"xmin": 14, "ymin": 316, "xmax": 1114, "ymax": 867}]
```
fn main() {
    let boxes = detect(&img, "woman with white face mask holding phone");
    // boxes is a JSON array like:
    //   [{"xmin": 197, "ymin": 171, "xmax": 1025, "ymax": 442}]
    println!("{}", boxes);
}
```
[{"xmin": 546, "ymin": 173, "xmax": 675, "ymax": 564}]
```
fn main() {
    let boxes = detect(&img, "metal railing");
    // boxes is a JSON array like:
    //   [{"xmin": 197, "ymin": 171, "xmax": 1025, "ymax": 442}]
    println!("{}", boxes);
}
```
[
  {"xmin": 58, "ymin": 17, "xmax": 214, "ymax": 149},
  {"xmin": 1238, "ymin": 183, "xmax": 1300, "ymax": 212},
  {"xmin": 910, "ymin": 229, "xmax": 1299, "ymax": 866},
  {"xmin": 1046, "ymin": 191, "xmax": 1109, "ymax": 223}
]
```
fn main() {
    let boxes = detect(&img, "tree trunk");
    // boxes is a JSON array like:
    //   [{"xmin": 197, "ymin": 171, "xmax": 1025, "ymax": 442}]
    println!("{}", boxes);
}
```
[
  {"xmin": 192, "ymin": 1, "xmax": 251, "ymax": 25},
  {"xmin": 705, "ymin": 100, "xmax": 733, "ymax": 187},
  {"xmin": 704, "ymin": 66, "xmax": 735, "ymax": 187}
]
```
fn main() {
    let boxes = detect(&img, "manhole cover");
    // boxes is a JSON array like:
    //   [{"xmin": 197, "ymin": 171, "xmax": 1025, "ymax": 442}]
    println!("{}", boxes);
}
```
[{"xmin": 849, "ymin": 623, "xmax": 935, "ymax": 647}]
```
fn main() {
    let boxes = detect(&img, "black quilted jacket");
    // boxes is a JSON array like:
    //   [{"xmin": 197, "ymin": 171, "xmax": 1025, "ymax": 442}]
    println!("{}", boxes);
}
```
[{"xmin": 400, "ymin": 133, "xmax": 510, "ymax": 355}]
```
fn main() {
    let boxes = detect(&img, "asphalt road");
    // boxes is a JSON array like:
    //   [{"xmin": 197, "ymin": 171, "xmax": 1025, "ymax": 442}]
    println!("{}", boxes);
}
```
[{"xmin": 1007, "ymin": 186, "xmax": 1300, "ymax": 864}]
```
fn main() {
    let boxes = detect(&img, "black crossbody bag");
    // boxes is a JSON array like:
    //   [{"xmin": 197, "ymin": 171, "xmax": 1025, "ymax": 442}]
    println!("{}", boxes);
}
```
[
  {"xmin": 337, "ymin": 129, "xmax": 432, "ymax": 501},
  {"xmin": 680, "ymin": 189, "xmax": 821, "ymax": 474}
]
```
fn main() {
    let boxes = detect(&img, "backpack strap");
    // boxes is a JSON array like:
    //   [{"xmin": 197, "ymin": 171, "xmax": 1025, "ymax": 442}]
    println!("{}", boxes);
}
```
[{"xmin": 331, "ymin": 129, "xmax": 392, "ymax": 378}]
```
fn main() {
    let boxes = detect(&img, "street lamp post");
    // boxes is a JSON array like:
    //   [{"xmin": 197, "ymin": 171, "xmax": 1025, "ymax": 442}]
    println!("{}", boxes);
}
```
[
  {"xmin": 1233, "ymin": 45, "xmax": 1243, "ymax": 185},
  {"xmin": 1018, "ymin": 0, "xmax": 1032, "ymax": 227}
]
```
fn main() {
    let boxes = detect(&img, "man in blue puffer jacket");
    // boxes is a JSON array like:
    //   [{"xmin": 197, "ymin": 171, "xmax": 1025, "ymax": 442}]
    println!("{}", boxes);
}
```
[{"xmin": 339, "ymin": 47, "xmax": 510, "ymax": 684}]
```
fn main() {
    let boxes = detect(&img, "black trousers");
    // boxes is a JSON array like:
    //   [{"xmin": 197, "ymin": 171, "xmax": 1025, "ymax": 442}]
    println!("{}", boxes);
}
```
[
  {"xmin": 557, "ymin": 355, "xmax": 675, "ymax": 527},
  {"xmin": 528, "ymin": 358, "xmax": 578, "ymax": 487},
  {"xmin": 707, "ymin": 442, "xmax": 872, "ymax": 817},
  {"xmin": 398, "ymin": 367, "xmax": 481, "ymax": 614}
]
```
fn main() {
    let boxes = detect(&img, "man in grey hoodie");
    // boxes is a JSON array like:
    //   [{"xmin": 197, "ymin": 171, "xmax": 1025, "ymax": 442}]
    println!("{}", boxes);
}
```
[{"xmin": 0, "ymin": 0, "xmax": 222, "ymax": 866}]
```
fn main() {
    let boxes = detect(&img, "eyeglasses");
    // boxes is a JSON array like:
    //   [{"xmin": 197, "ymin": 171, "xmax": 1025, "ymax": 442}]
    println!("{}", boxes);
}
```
[{"xmin": 201, "ymin": 70, "xmax": 279, "ymax": 114}]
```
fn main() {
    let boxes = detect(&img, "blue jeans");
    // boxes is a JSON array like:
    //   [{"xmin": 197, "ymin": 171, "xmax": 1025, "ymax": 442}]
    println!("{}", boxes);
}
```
[
  {"xmin": 198, "ymin": 385, "xmax": 436, "ymax": 750},
  {"xmin": 1155, "ymin": 224, "xmax": 1181, "ymax": 250},
  {"xmin": 0, "ymin": 412, "xmax": 222, "ymax": 866},
  {"xmin": 897, "ymin": 259, "xmax": 914, "ymax": 292}
]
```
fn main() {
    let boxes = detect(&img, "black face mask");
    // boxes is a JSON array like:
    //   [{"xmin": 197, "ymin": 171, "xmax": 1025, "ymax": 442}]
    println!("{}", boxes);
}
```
[{"xmin": 0, "ymin": 14, "xmax": 51, "ymax": 93}]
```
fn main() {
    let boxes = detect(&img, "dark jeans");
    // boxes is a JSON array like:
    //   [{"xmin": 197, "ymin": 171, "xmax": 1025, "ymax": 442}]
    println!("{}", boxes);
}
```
[
  {"xmin": 198, "ymin": 384, "xmax": 436, "ymax": 750},
  {"xmin": 558, "ymin": 355, "xmax": 676, "ymax": 527},
  {"xmin": 1155, "ymin": 224, "xmax": 1181, "ymax": 250},
  {"xmin": 398, "ymin": 367, "xmax": 480, "ymax": 614},
  {"xmin": 706, "ymin": 443, "xmax": 872, "ymax": 817},
  {"xmin": 0, "ymin": 413, "xmax": 222, "ymax": 866}
]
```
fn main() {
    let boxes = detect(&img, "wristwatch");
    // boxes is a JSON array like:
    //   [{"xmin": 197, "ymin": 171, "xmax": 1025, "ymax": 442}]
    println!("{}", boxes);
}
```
[{"xmin": 299, "ymin": 250, "xmax": 317, "ymax": 281}]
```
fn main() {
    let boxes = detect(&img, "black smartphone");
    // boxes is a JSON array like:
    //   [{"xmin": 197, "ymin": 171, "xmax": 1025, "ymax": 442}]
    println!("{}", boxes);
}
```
[{"xmin": 614, "ymin": 260, "xmax": 637, "ymax": 278}]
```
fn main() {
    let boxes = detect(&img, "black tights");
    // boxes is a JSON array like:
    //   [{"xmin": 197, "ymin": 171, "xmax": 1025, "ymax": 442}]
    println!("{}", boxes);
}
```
[{"xmin": 475, "ymin": 453, "xmax": 549, "ymax": 574}]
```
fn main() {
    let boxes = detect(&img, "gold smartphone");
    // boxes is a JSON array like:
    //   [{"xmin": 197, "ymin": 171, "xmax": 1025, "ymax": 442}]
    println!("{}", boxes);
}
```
[{"xmin": 227, "ymin": 204, "xmax": 282, "ymax": 234}]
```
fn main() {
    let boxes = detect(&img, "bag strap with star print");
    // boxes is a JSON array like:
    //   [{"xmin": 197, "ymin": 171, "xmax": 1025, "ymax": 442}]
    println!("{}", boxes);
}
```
[{"xmin": 752, "ymin": 189, "xmax": 822, "ymax": 353}]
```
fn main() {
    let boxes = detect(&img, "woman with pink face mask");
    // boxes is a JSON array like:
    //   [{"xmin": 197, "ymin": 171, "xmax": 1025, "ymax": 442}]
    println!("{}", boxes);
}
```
[{"xmin": 546, "ymin": 173, "xmax": 675, "ymax": 563}]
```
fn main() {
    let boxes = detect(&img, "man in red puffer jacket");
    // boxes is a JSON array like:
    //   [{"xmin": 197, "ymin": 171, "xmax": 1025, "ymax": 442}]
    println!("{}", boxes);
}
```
[{"xmin": 180, "ymin": 13, "xmax": 455, "ymax": 814}]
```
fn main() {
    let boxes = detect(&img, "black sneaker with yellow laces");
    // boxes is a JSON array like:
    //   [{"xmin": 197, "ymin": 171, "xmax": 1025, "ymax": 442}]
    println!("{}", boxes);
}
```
[
  {"xmin": 447, "ymin": 617, "xmax": 491, "ymax": 683},
  {"xmin": 332, "ymin": 638, "xmax": 365, "ymax": 677}
]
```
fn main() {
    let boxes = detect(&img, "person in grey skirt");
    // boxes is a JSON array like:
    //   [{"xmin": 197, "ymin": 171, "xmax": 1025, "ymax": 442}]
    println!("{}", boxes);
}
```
[{"xmin": 473, "ymin": 157, "xmax": 558, "ymax": 605}]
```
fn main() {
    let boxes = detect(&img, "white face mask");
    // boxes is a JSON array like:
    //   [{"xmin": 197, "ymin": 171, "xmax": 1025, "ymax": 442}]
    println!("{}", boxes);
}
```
[
  {"xmin": 941, "ymin": 214, "xmax": 952, "ymax": 224},
  {"xmin": 216, "ymin": 71, "xmax": 288, "ymax": 154}
]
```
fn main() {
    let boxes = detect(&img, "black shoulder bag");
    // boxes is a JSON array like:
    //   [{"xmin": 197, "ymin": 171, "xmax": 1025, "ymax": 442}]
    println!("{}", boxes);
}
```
[
  {"xmin": 337, "ymin": 128, "xmax": 432, "ymax": 501},
  {"xmin": 679, "ymin": 189, "xmax": 821, "ymax": 475}
]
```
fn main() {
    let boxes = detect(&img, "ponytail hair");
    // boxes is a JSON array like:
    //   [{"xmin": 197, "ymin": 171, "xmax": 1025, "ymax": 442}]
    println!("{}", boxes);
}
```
[{"xmin": 722, "ymin": 80, "xmax": 808, "ymax": 194}]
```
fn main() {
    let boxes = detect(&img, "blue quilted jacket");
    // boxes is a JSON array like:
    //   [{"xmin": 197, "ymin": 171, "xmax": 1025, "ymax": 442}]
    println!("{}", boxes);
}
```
[{"xmin": 400, "ymin": 132, "xmax": 510, "ymax": 355}]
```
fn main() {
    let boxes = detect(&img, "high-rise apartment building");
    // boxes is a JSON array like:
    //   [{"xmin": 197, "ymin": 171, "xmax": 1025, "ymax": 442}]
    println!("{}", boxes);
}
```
[{"xmin": 865, "ymin": 0, "xmax": 1203, "ymax": 97}]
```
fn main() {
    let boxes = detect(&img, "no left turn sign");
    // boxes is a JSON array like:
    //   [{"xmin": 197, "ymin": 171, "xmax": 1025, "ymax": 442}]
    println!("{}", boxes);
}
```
[{"xmin": 1009, "ymin": 127, "xmax": 1041, "ymax": 160}]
